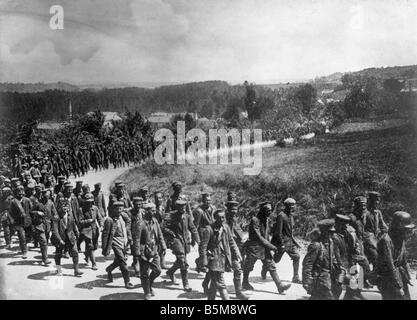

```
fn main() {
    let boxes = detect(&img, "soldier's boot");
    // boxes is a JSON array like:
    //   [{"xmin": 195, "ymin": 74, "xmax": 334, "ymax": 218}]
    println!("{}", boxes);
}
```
[
  {"xmin": 72, "ymin": 256, "xmax": 84, "ymax": 277},
  {"xmin": 122, "ymin": 270, "xmax": 134, "ymax": 289},
  {"xmin": 141, "ymin": 277, "xmax": 152, "ymax": 300},
  {"xmin": 233, "ymin": 279, "xmax": 249, "ymax": 300},
  {"xmin": 105, "ymin": 264, "xmax": 115, "ymax": 282},
  {"xmin": 160, "ymin": 254, "xmax": 167, "ymax": 269},
  {"xmin": 261, "ymin": 265, "xmax": 267, "ymax": 280},
  {"xmin": 56, "ymin": 265, "xmax": 63, "ymax": 276},
  {"xmin": 22, "ymin": 250, "xmax": 28, "ymax": 259},
  {"xmin": 62, "ymin": 250, "xmax": 70, "ymax": 259},
  {"xmin": 202, "ymin": 273, "xmax": 210, "ymax": 295},
  {"xmin": 207, "ymin": 286, "xmax": 217, "ymax": 300},
  {"xmin": 292, "ymin": 259, "xmax": 301, "ymax": 283},
  {"xmin": 270, "ymin": 270, "xmax": 291, "ymax": 294},
  {"xmin": 181, "ymin": 269, "xmax": 192, "ymax": 292},
  {"xmin": 6, "ymin": 243, "xmax": 12, "ymax": 250},
  {"xmin": 166, "ymin": 265, "xmax": 179, "ymax": 285},
  {"xmin": 149, "ymin": 272, "xmax": 158, "ymax": 297},
  {"xmin": 89, "ymin": 250, "xmax": 97, "ymax": 270},
  {"xmin": 41, "ymin": 245, "xmax": 51, "ymax": 265},
  {"xmin": 242, "ymin": 271, "xmax": 254, "ymax": 291},
  {"xmin": 133, "ymin": 257, "xmax": 140, "ymax": 277},
  {"xmin": 219, "ymin": 288, "xmax": 230, "ymax": 300}
]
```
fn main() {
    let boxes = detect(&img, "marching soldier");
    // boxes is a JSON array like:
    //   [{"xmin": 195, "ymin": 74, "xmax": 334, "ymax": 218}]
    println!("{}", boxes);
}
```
[
  {"xmin": 302, "ymin": 219, "xmax": 344, "ymax": 300},
  {"xmin": 193, "ymin": 192, "xmax": 215, "ymax": 273},
  {"xmin": 154, "ymin": 191, "xmax": 168, "ymax": 269},
  {"xmin": 129, "ymin": 196, "xmax": 144, "ymax": 277},
  {"xmin": 133, "ymin": 203, "xmax": 166, "ymax": 300},
  {"xmin": 30, "ymin": 190, "xmax": 51, "ymax": 265},
  {"xmin": 51, "ymin": 201, "xmax": 83, "ymax": 276},
  {"xmin": 242, "ymin": 202, "xmax": 291, "ymax": 294},
  {"xmin": 138, "ymin": 186, "xmax": 152, "ymax": 204},
  {"xmin": 102, "ymin": 201, "xmax": 134, "ymax": 289},
  {"xmin": 163, "ymin": 199, "xmax": 200, "ymax": 292},
  {"xmin": 364, "ymin": 191, "xmax": 388, "ymax": 266},
  {"xmin": 40, "ymin": 188, "xmax": 57, "ymax": 245},
  {"xmin": 206, "ymin": 210, "xmax": 242, "ymax": 300},
  {"xmin": 108, "ymin": 182, "xmax": 132, "ymax": 212},
  {"xmin": 267, "ymin": 198, "xmax": 301, "ymax": 283},
  {"xmin": 77, "ymin": 193, "xmax": 103, "ymax": 270},
  {"xmin": 1, "ymin": 187, "xmax": 14, "ymax": 249},
  {"xmin": 165, "ymin": 182, "xmax": 192, "ymax": 217},
  {"xmin": 92, "ymin": 182, "xmax": 107, "ymax": 219},
  {"xmin": 376, "ymin": 211, "xmax": 415, "ymax": 300}
]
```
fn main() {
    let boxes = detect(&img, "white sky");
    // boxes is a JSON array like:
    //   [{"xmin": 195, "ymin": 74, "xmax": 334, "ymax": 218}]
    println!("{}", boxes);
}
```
[{"xmin": 0, "ymin": 0, "xmax": 416, "ymax": 84}]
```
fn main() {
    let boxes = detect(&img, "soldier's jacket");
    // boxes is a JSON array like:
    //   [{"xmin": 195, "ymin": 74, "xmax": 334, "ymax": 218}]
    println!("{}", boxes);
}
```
[
  {"xmin": 332, "ymin": 225, "xmax": 363, "ymax": 270},
  {"xmin": 302, "ymin": 238, "xmax": 343, "ymax": 291},
  {"xmin": 31, "ymin": 200, "xmax": 48, "ymax": 232},
  {"xmin": 363, "ymin": 209, "xmax": 388, "ymax": 249},
  {"xmin": 78, "ymin": 205, "xmax": 103, "ymax": 240},
  {"xmin": 207, "ymin": 223, "xmax": 241, "ymax": 272},
  {"xmin": 154, "ymin": 204, "xmax": 166, "ymax": 224},
  {"xmin": 377, "ymin": 232, "xmax": 411, "ymax": 289},
  {"xmin": 51, "ymin": 213, "xmax": 79, "ymax": 247},
  {"xmin": 42, "ymin": 199, "xmax": 57, "ymax": 223},
  {"xmin": 162, "ymin": 211, "xmax": 200, "ymax": 255},
  {"xmin": 270, "ymin": 211, "xmax": 295, "ymax": 249},
  {"xmin": 21, "ymin": 196, "xmax": 33, "ymax": 227},
  {"xmin": 348, "ymin": 213, "xmax": 366, "ymax": 255},
  {"xmin": 225, "ymin": 211, "xmax": 247, "ymax": 247},
  {"xmin": 101, "ymin": 216, "xmax": 128, "ymax": 256},
  {"xmin": 92, "ymin": 190, "xmax": 107, "ymax": 217},
  {"xmin": 193, "ymin": 204, "xmax": 215, "ymax": 229},
  {"xmin": 56, "ymin": 195, "xmax": 80, "ymax": 226},
  {"xmin": 0, "ymin": 195, "xmax": 13, "ymax": 224},
  {"xmin": 245, "ymin": 215, "xmax": 276, "ymax": 260},
  {"xmin": 132, "ymin": 217, "xmax": 166, "ymax": 259},
  {"xmin": 165, "ymin": 194, "xmax": 192, "ymax": 217}
]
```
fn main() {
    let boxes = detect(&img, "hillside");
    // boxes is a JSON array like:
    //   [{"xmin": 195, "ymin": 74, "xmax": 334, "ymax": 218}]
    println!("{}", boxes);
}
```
[{"xmin": 0, "ymin": 82, "xmax": 80, "ymax": 93}]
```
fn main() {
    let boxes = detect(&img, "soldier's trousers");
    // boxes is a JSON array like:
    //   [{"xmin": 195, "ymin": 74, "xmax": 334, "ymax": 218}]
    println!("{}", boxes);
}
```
[
  {"xmin": 243, "ymin": 250, "xmax": 276, "ymax": 273},
  {"xmin": 169, "ymin": 253, "xmax": 189, "ymax": 273},
  {"xmin": 272, "ymin": 247, "xmax": 300, "ymax": 276},
  {"xmin": 364, "ymin": 245, "xmax": 378, "ymax": 266},
  {"xmin": 54, "ymin": 239, "xmax": 78, "ymax": 265},
  {"xmin": 1, "ymin": 221, "xmax": 13, "ymax": 245},
  {"xmin": 14, "ymin": 225, "xmax": 28, "ymax": 253},
  {"xmin": 45, "ymin": 221, "xmax": 51, "ymax": 244},
  {"xmin": 207, "ymin": 270, "xmax": 227, "ymax": 299},
  {"xmin": 34, "ymin": 229, "xmax": 48, "ymax": 261},
  {"xmin": 139, "ymin": 255, "xmax": 161, "ymax": 286},
  {"xmin": 197, "ymin": 227, "xmax": 210, "ymax": 268},
  {"xmin": 378, "ymin": 278, "xmax": 411, "ymax": 300},
  {"xmin": 106, "ymin": 245, "xmax": 130, "ymax": 281},
  {"xmin": 24, "ymin": 226, "xmax": 33, "ymax": 244}
]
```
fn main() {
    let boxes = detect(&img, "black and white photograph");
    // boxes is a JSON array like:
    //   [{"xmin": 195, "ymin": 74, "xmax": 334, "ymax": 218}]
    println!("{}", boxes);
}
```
[{"xmin": 0, "ymin": 0, "xmax": 416, "ymax": 305}]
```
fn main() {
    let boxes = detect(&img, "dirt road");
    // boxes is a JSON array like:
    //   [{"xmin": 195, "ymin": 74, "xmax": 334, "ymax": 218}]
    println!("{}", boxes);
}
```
[{"xmin": 1, "ymin": 164, "xmax": 415, "ymax": 300}]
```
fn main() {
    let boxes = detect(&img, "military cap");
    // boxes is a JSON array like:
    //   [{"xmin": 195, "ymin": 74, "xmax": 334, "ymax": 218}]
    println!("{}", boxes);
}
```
[
  {"xmin": 172, "ymin": 182, "xmax": 182, "ymax": 188},
  {"xmin": 41, "ymin": 188, "xmax": 49, "ymax": 194},
  {"xmin": 64, "ymin": 182, "xmax": 73, "ymax": 188},
  {"xmin": 27, "ymin": 182, "xmax": 36, "ymax": 189},
  {"xmin": 259, "ymin": 201, "xmax": 272, "ymax": 210},
  {"xmin": 35, "ymin": 184, "xmax": 45, "ymax": 190},
  {"xmin": 0, "ymin": 175, "xmax": 5, "ymax": 180},
  {"xmin": 284, "ymin": 198, "xmax": 296, "ymax": 204},
  {"xmin": 139, "ymin": 186, "xmax": 149, "ymax": 192},
  {"xmin": 144, "ymin": 203, "xmax": 156, "ymax": 210},
  {"xmin": 368, "ymin": 191, "xmax": 380, "ymax": 198},
  {"xmin": 17, "ymin": 185, "xmax": 25, "ymax": 190},
  {"xmin": 94, "ymin": 182, "xmax": 102, "ymax": 187},
  {"xmin": 175, "ymin": 199, "xmax": 187, "ymax": 206},
  {"xmin": 2, "ymin": 187, "xmax": 11, "ymax": 192},
  {"xmin": 391, "ymin": 211, "xmax": 415, "ymax": 229},
  {"xmin": 317, "ymin": 219, "xmax": 336, "ymax": 232},
  {"xmin": 57, "ymin": 175, "xmax": 65, "ymax": 180},
  {"xmin": 114, "ymin": 180, "xmax": 123, "ymax": 186},
  {"xmin": 83, "ymin": 193, "xmax": 95, "ymax": 202},
  {"xmin": 32, "ymin": 174, "xmax": 41, "ymax": 179},
  {"xmin": 115, "ymin": 182, "xmax": 125, "ymax": 187},
  {"xmin": 226, "ymin": 200, "xmax": 239, "ymax": 207},
  {"xmin": 4, "ymin": 178, "xmax": 11, "ymax": 183},
  {"xmin": 113, "ymin": 201, "xmax": 124, "ymax": 207},
  {"xmin": 76, "ymin": 181, "xmax": 83, "ymax": 186},
  {"xmin": 354, "ymin": 196, "xmax": 366, "ymax": 204},
  {"xmin": 24, "ymin": 171, "xmax": 31, "ymax": 176},
  {"xmin": 335, "ymin": 214, "xmax": 350, "ymax": 223},
  {"xmin": 11, "ymin": 178, "xmax": 20, "ymax": 182},
  {"xmin": 132, "ymin": 196, "xmax": 144, "ymax": 202},
  {"xmin": 201, "ymin": 191, "xmax": 210, "ymax": 197}
]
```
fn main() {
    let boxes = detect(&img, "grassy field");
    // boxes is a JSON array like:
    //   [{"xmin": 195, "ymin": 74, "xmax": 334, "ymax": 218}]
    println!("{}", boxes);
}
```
[{"xmin": 117, "ymin": 121, "xmax": 417, "ymax": 256}]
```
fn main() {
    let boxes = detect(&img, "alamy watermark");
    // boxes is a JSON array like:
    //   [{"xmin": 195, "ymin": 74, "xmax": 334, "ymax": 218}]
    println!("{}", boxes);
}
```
[{"xmin": 154, "ymin": 121, "xmax": 263, "ymax": 175}]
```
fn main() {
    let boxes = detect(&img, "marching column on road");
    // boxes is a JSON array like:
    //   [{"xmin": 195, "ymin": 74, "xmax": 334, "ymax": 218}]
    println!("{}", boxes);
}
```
[{"xmin": 0, "ymin": 168, "xmax": 416, "ymax": 300}]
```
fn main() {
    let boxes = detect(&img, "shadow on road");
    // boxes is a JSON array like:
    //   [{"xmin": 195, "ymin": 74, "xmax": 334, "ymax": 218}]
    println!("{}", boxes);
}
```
[
  {"xmin": 0, "ymin": 252, "xmax": 19, "ymax": 259},
  {"xmin": 100, "ymin": 292, "xmax": 143, "ymax": 300},
  {"xmin": 8, "ymin": 260, "xmax": 45, "ymax": 266}
]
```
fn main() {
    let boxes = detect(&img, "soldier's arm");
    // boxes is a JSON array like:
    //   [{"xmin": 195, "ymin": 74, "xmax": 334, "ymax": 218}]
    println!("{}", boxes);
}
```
[
  {"xmin": 101, "ymin": 195, "xmax": 107, "ymax": 215},
  {"xmin": 188, "ymin": 215, "xmax": 200, "ymax": 244},
  {"xmin": 96, "ymin": 207, "xmax": 104, "ymax": 228},
  {"xmin": 132, "ymin": 221, "xmax": 142, "ymax": 257},
  {"xmin": 227, "ymin": 225, "xmax": 242, "ymax": 262},
  {"xmin": 156, "ymin": 221, "xmax": 167, "ymax": 251},
  {"xmin": 378, "ymin": 238, "xmax": 402, "ymax": 288},
  {"xmin": 252, "ymin": 218, "xmax": 277, "ymax": 251},
  {"xmin": 302, "ymin": 242, "xmax": 320, "ymax": 288},
  {"xmin": 378, "ymin": 211, "xmax": 388, "ymax": 233},
  {"xmin": 274, "ymin": 214, "xmax": 284, "ymax": 248},
  {"xmin": 192, "ymin": 207, "xmax": 202, "ymax": 228}
]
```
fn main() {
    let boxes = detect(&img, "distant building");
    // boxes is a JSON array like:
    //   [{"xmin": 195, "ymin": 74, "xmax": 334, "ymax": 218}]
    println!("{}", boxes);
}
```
[
  {"xmin": 36, "ymin": 121, "xmax": 67, "ymax": 131},
  {"xmin": 147, "ymin": 112, "xmax": 198, "ymax": 127},
  {"xmin": 86, "ymin": 111, "xmax": 122, "ymax": 129}
]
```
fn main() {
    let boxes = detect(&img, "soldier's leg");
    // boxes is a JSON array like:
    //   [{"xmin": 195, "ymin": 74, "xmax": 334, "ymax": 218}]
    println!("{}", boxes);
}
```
[
  {"xmin": 69, "ymin": 240, "xmax": 83, "ymax": 277},
  {"xmin": 179, "ymin": 253, "xmax": 192, "ymax": 292},
  {"xmin": 139, "ymin": 258, "xmax": 151, "ymax": 298},
  {"xmin": 202, "ymin": 272, "xmax": 211, "ymax": 294},
  {"xmin": 36, "ymin": 229, "xmax": 50, "ymax": 265},
  {"xmin": 148, "ymin": 255, "xmax": 162, "ymax": 296},
  {"xmin": 45, "ymin": 221, "xmax": 51, "ymax": 245},
  {"xmin": 287, "ymin": 247, "xmax": 301, "ymax": 282},
  {"xmin": 114, "ymin": 246, "xmax": 133, "ymax": 288},
  {"xmin": 166, "ymin": 252, "xmax": 181, "ymax": 284},
  {"xmin": 242, "ymin": 254, "xmax": 257, "ymax": 290},
  {"xmin": 24, "ymin": 226, "xmax": 33, "ymax": 244},
  {"xmin": 15, "ymin": 225, "xmax": 28, "ymax": 257},
  {"xmin": 264, "ymin": 253, "xmax": 291, "ymax": 294},
  {"xmin": 54, "ymin": 244, "xmax": 64, "ymax": 275},
  {"xmin": 85, "ymin": 238, "xmax": 97, "ymax": 270},
  {"xmin": 207, "ymin": 271, "xmax": 217, "ymax": 300},
  {"xmin": 232, "ymin": 260, "xmax": 249, "ymax": 299},
  {"xmin": 215, "ymin": 271, "xmax": 229, "ymax": 300},
  {"xmin": 197, "ymin": 228, "xmax": 210, "ymax": 272},
  {"xmin": 2, "ymin": 221, "xmax": 11, "ymax": 247}
]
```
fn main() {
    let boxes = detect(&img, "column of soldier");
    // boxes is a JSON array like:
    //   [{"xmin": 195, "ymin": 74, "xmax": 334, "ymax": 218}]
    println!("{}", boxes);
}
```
[
  {"xmin": 0, "ymin": 171, "xmax": 415, "ymax": 301},
  {"xmin": 10, "ymin": 139, "xmax": 153, "ymax": 181}
]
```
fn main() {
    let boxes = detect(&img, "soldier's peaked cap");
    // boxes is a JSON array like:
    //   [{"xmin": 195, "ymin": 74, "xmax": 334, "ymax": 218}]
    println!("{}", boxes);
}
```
[
  {"xmin": 144, "ymin": 203, "xmax": 156, "ymax": 210},
  {"xmin": 133, "ymin": 196, "xmax": 143, "ymax": 202},
  {"xmin": 4, "ymin": 178, "xmax": 11, "ymax": 183},
  {"xmin": 284, "ymin": 198, "xmax": 296, "ymax": 204},
  {"xmin": 83, "ymin": 193, "xmax": 94, "ymax": 202},
  {"xmin": 317, "ymin": 219, "xmax": 336, "ymax": 231},
  {"xmin": 57, "ymin": 175, "xmax": 65, "ymax": 180},
  {"xmin": 354, "ymin": 196, "xmax": 366, "ymax": 203},
  {"xmin": 259, "ymin": 201, "xmax": 272, "ymax": 209},
  {"xmin": 172, "ymin": 181, "xmax": 182, "ymax": 188},
  {"xmin": 226, "ymin": 200, "xmax": 239, "ymax": 206},
  {"xmin": 368, "ymin": 191, "xmax": 380, "ymax": 198},
  {"xmin": 176, "ymin": 199, "xmax": 187, "ymax": 206},
  {"xmin": 335, "ymin": 214, "xmax": 350, "ymax": 222},
  {"xmin": 11, "ymin": 178, "xmax": 20, "ymax": 182},
  {"xmin": 94, "ymin": 182, "xmax": 102, "ymax": 187},
  {"xmin": 113, "ymin": 201, "xmax": 124, "ymax": 207},
  {"xmin": 2, "ymin": 187, "xmax": 11, "ymax": 192},
  {"xmin": 115, "ymin": 182, "xmax": 125, "ymax": 187},
  {"xmin": 64, "ymin": 182, "xmax": 73, "ymax": 188}
]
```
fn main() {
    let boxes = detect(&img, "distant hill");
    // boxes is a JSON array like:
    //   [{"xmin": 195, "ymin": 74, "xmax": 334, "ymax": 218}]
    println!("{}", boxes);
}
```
[{"xmin": 0, "ymin": 82, "xmax": 80, "ymax": 93}]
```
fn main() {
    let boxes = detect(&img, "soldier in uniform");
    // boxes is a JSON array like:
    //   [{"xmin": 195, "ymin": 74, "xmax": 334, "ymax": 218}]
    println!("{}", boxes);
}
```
[
  {"xmin": 163, "ymin": 199, "xmax": 200, "ymax": 292},
  {"xmin": 30, "ymin": 189, "xmax": 51, "ymax": 265},
  {"xmin": 92, "ymin": 182, "xmax": 107, "ymax": 219},
  {"xmin": 133, "ymin": 203, "xmax": 166, "ymax": 300},
  {"xmin": 376, "ymin": 211, "xmax": 415, "ymax": 300},
  {"xmin": 302, "ymin": 219, "xmax": 344, "ymax": 300},
  {"xmin": 138, "ymin": 186, "xmax": 152, "ymax": 204},
  {"xmin": 364, "ymin": 191, "xmax": 388, "ymax": 267},
  {"xmin": 40, "ymin": 188, "xmax": 57, "ymax": 245},
  {"xmin": 242, "ymin": 202, "xmax": 291, "ymax": 294},
  {"xmin": 193, "ymin": 192, "xmax": 215, "ymax": 273},
  {"xmin": 266, "ymin": 198, "xmax": 301, "ymax": 283},
  {"xmin": 1, "ymin": 187, "xmax": 14, "ymax": 249},
  {"xmin": 54, "ymin": 176, "xmax": 66, "ymax": 197},
  {"xmin": 102, "ymin": 201, "xmax": 134, "ymax": 289},
  {"xmin": 74, "ymin": 181, "xmax": 83, "ymax": 201},
  {"xmin": 165, "ymin": 182, "xmax": 192, "ymax": 217},
  {"xmin": 51, "ymin": 201, "xmax": 83, "ymax": 276},
  {"xmin": 154, "ymin": 191, "xmax": 167, "ymax": 269},
  {"xmin": 21, "ymin": 184, "xmax": 34, "ymax": 246},
  {"xmin": 129, "ymin": 196, "xmax": 144, "ymax": 277},
  {"xmin": 77, "ymin": 193, "xmax": 103, "ymax": 270},
  {"xmin": 108, "ymin": 182, "xmax": 132, "ymax": 212}
]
